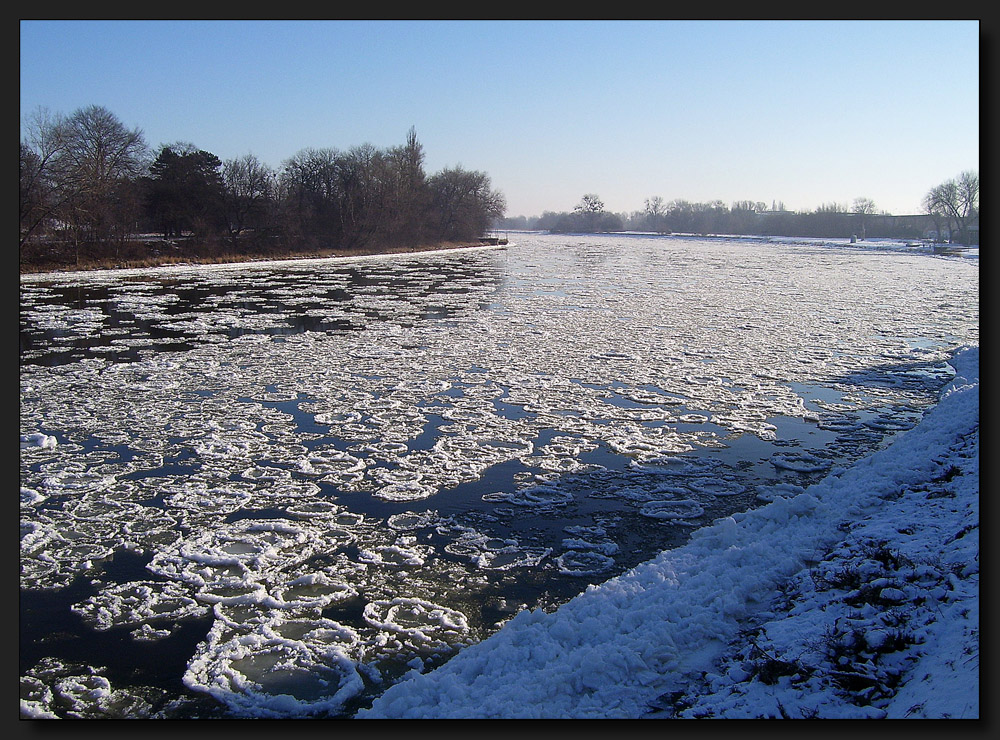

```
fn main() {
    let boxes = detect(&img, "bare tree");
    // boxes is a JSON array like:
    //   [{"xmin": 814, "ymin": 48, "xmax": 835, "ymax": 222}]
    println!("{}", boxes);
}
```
[
  {"xmin": 385, "ymin": 127, "xmax": 430, "ymax": 246},
  {"xmin": 729, "ymin": 200, "xmax": 766, "ymax": 235},
  {"xmin": 278, "ymin": 147, "xmax": 342, "ymax": 246},
  {"xmin": 20, "ymin": 107, "xmax": 70, "ymax": 246},
  {"xmin": 277, "ymin": 143, "xmax": 399, "ymax": 250},
  {"xmin": 923, "ymin": 171, "xmax": 979, "ymax": 244},
  {"xmin": 575, "ymin": 193, "xmax": 605, "ymax": 214},
  {"xmin": 852, "ymin": 197, "xmax": 878, "ymax": 240},
  {"xmin": 427, "ymin": 166, "xmax": 506, "ymax": 242},
  {"xmin": 331, "ymin": 142, "xmax": 392, "ymax": 250},
  {"xmin": 571, "ymin": 194, "xmax": 607, "ymax": 232},
  {"xmin": 222, "ymin": 153, "xmax": 276, "ymax": 238},
  {"xmin": 644, "ymin": 196, "xmax": 669, "ymax": 233},
  {"xmin": 52, "ymin": 105, "xmax": 150, "ymax": 249}
]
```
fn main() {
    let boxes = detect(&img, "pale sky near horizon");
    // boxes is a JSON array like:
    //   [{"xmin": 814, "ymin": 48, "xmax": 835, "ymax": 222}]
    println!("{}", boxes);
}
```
[{"xmin": 20, "ymin": 20, "xmax": 980, "ymax": 218}]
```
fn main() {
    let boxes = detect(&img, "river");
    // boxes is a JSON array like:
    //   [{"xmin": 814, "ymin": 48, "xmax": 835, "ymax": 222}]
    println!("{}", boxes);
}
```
[{"xmin": 19, "ymin": 233, "xmax": 979, "ymax": 718}]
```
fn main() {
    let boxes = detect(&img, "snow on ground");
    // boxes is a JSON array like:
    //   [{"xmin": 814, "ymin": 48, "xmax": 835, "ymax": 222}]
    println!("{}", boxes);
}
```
[{"xmin": 361, "ymin": 346, "xmax": 979, "ymax": 719}]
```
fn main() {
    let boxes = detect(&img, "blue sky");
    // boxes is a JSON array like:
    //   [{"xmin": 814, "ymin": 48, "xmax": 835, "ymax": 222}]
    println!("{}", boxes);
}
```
[{"xmin": 20, "ymin": 20, "xmax": 979, "ymax": 218}]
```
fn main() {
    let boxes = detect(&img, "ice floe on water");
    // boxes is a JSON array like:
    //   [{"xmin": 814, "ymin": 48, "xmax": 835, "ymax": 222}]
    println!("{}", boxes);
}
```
[
  {"xmin": 72, "ymin": 580, "xmax": 210, "ymax": 635},
  {"xmin": 184, "ymin": 611, "xmax": 366, "ymax": 718},
  {"xmin": 639, "ymin": 499, "xmax": 707, "ymax": 521},
  {"xmin": 21, "ymin": 432, "xmax": 58, "ymax": 450},
  {"xmin": 20, "ymin": 235, "xmax": 978, "ymax": 718}
]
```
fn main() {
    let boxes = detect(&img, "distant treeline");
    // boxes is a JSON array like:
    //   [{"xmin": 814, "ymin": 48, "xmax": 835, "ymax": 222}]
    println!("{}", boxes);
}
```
[
  {"xmin": 501, "ymin": 183, "xmax": 979, "ymax": 245},
  {"xmin": 20, "ymin": 105, "xmax": 505, "ymax": 267},
  {"xmin": 20, "ymin": 104, "xmax": 978, "ymax": 272}
]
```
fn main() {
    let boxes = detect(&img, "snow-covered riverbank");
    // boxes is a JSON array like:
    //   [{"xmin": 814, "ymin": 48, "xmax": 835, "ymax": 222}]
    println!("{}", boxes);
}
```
[{"xmin": 362, "ymin": 346, "xmax": 979, "ymax": 719}]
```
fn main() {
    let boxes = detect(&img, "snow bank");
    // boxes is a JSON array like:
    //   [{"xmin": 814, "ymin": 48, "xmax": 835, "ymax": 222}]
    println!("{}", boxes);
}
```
[{"xmin": 361, "ymin": 347, "xmax": 979, "ymax": 719}]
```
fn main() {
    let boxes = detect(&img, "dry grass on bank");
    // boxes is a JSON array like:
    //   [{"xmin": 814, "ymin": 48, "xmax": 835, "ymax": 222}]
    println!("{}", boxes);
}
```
[{"xmin": 19, "ymin": 240, "xmax": 499, "ymax": 276}]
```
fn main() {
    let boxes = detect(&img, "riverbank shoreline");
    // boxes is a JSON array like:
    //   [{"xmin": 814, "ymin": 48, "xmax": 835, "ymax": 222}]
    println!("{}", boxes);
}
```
[{"xmin": 19, "ymin": 239, "xmax": 509, "ymax": 280}]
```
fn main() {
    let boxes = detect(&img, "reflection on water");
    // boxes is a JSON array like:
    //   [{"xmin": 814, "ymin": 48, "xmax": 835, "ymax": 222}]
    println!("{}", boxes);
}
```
[{"xmin": 20, "ymin": 237, "xmax": 978, "ymax": 718}]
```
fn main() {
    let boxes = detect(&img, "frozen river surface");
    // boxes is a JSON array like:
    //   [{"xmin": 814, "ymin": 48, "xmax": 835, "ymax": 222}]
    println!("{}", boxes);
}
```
[{"xmin": 19, "ymin": 234, "xmax": 979, "ymax": 718}]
